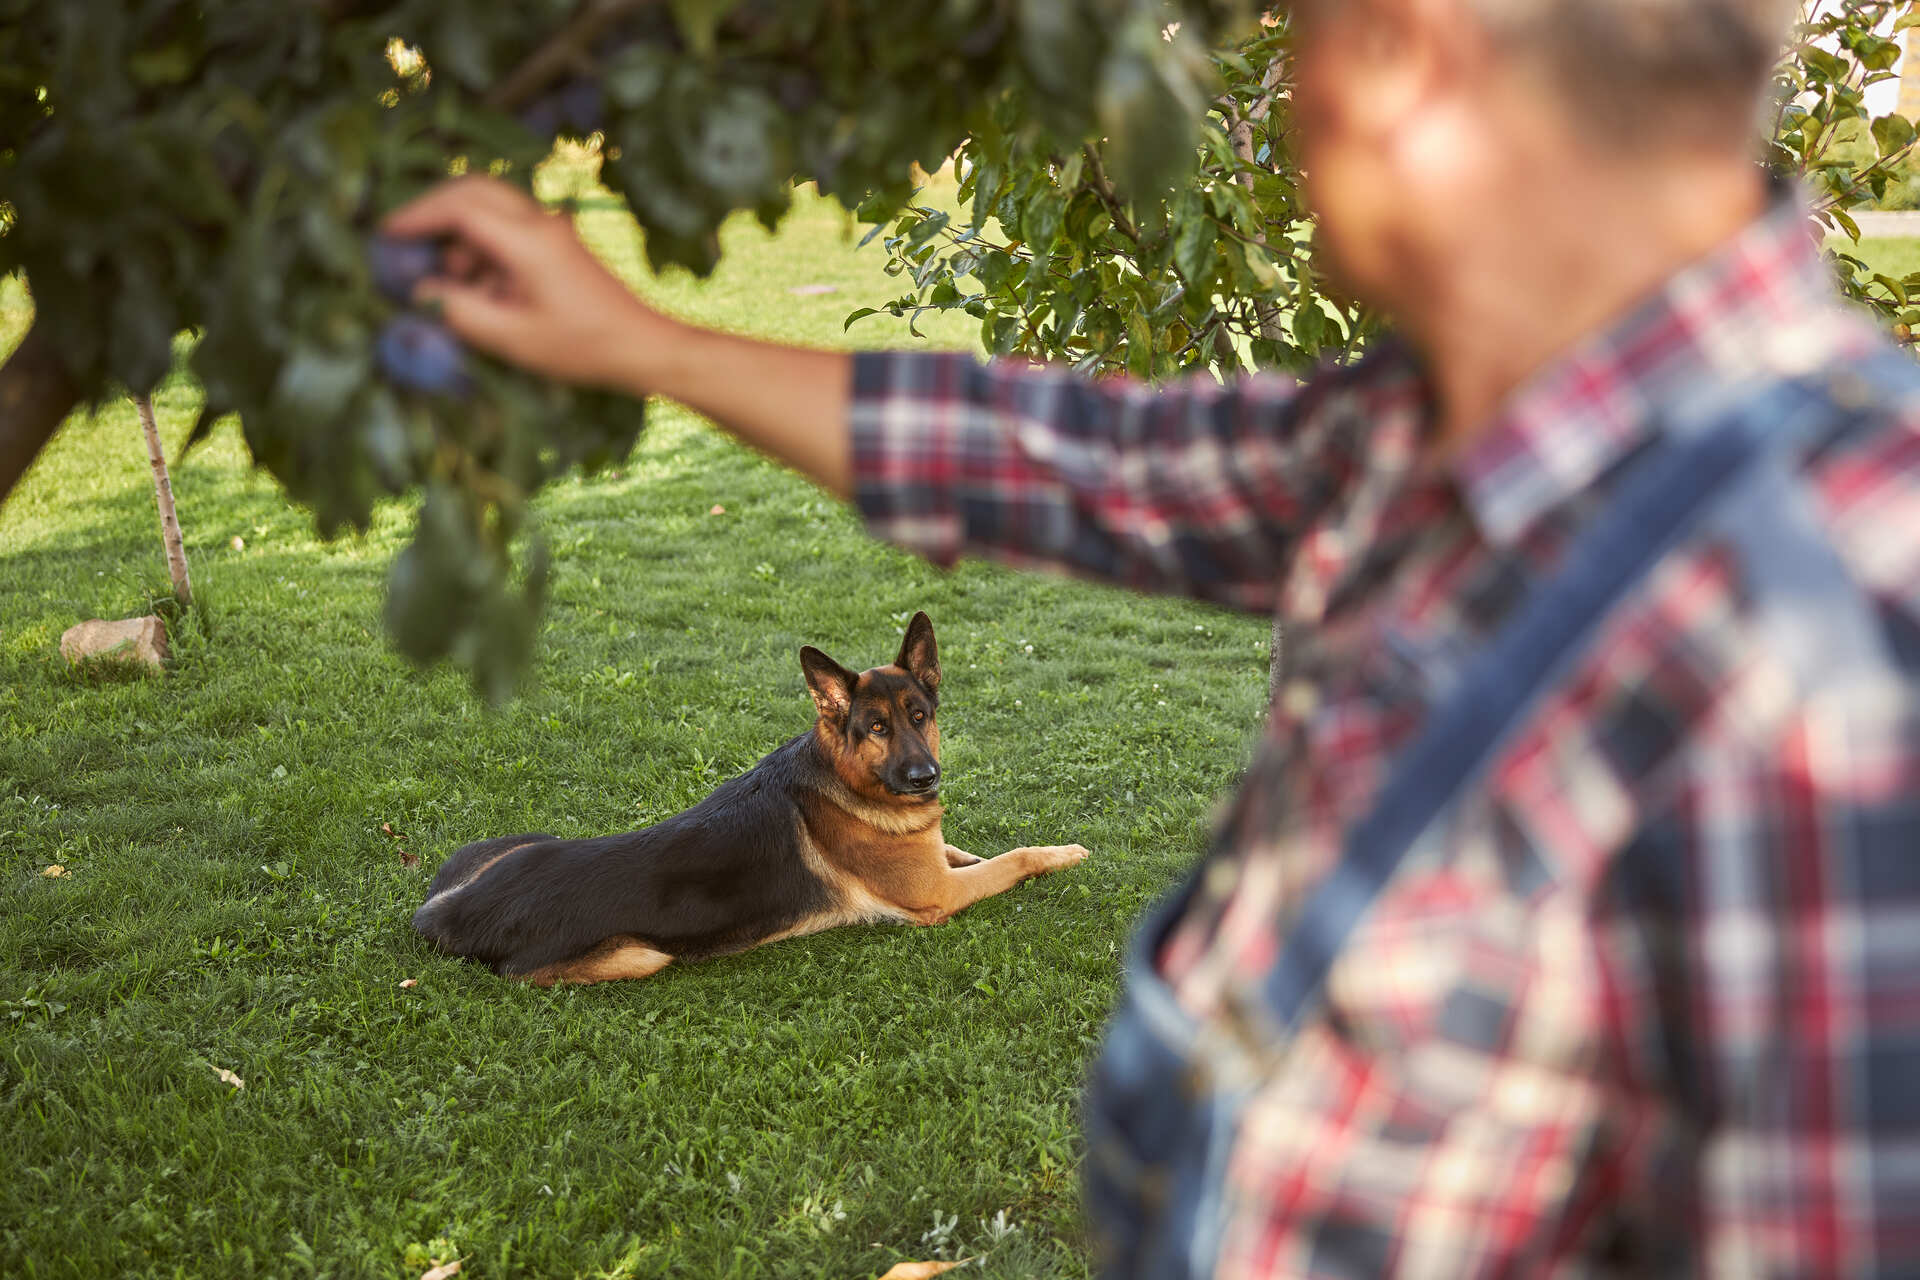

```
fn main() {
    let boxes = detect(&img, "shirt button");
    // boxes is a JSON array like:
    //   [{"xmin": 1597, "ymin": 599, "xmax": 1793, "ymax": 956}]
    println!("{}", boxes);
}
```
[
  {"xmin": 1180, "ymin": 1061, "xmax": 1211, "ymax": 1101},
  {"xmin": 1281, "ymin": 680, "xmax": 1319, "ymax": 719},
  {"xmin": 1828, "ymin": 371, "xmax": 1873, "ymax": 412}
]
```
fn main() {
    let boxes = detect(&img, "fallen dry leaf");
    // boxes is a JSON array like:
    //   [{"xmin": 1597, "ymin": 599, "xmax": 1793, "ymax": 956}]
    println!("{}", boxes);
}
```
[
  {"xmin": 381, "ymin": 822, "xmax": 398, "ymax": 839},
  {"xmin": 709, "ymin": 504, "xmax": 726, "ymax": 516},
  {"xmin": 211, "ymin": 1066, "xmax": 244, "ymax": 1090},
  {"xmin": 878, "ymin": 1261, "xmax": 973, "ymax": 1279},
  {"xmin": 399, "ymin": 978, "xmax": 418, "ymax": 990},
  {"xmin": 41, "ymin": 864, "xmax": 69, "ymax": 878},
  {"xmin": 419, "ymin": 1261, "xmax": 462, "ymax": 1280},
  {"xmin": 398, "ymin": 848, "xmax": 419, "ymax": 869}
]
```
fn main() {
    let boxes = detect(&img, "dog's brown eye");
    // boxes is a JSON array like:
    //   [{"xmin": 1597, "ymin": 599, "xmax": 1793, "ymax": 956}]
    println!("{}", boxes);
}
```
[
  {"xmin": 869, "ymin": 721, "xmax": 887, "ymax": 735},
  {"xmin": 912, "ymin": 710, "xmax": 925, "ymax": 724}
]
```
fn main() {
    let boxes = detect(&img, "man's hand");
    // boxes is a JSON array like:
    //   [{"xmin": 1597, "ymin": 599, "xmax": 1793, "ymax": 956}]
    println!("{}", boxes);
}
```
[
  {"xmin": 382, "ymin": 177, "xmax": 673, "ymax": 391},
  {"xmin": 380, "ymin": 176, "xmax": 854, "ymax": 497}
]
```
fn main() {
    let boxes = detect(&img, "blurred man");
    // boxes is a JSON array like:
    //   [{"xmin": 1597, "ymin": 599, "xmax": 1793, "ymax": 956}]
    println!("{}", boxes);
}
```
[{"xmin": 389, "ymin": 0, "xmax": 1920, "ymax": 1272}]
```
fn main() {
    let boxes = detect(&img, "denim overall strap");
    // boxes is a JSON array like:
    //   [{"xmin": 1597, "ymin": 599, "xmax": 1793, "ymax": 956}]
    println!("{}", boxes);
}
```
[
  {"xmin": 1247, "ymin": 366, "xmax": 1862, "ymax": 1036},
  {"xmin": 1085, "ymin": 353, "xmax": 1909, "ymax": 1280}
]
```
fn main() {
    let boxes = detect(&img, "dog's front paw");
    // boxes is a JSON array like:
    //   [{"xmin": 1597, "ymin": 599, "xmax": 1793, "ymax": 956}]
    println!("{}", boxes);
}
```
[
  {"xmin": 943, "ymin": 844, "xmax": 985, "ymax": 868},
  {"xmin": 1018, "ymin": 843, "xmax": 1090, "ymax": 874}
]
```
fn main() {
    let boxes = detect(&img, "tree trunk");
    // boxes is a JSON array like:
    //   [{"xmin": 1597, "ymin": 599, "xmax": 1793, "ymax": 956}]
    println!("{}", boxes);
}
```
[
  {"xmin": 0, "ymin": 322, "xmax": 82, "ymax": 508},
  {"xmin": 1225, "ymin": 59, "xmax": 1292, "ymax": 702},
  {"xmin": 134, "ymin": 393, "xmax": 193, "ymax": 605}
]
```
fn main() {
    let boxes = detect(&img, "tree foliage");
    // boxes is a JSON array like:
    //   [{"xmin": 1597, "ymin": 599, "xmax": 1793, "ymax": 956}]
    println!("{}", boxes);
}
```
[
  {"xmin": 860, "ymin": 1, "xmax": 1920, "ymax": 383},
  {"xmin": 9, "ymin": 1, "xmax": 1920, "ymax": 700},
  {"xmin": 854, "ymin": 16, "xmax": 1372, "ymax": 382},
  {"xmin": 0, "ymin": 0, "xmax": 1246, "ymax": 699},
  {"xmin": 1780, "ymin": 0, "xmax": 1920, "ymax": 337}
]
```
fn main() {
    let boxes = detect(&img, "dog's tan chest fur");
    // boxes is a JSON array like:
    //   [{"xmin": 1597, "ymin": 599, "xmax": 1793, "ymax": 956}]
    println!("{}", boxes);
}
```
[{"xmin": 795, "ymin": 792, "xmax": 954, "ymax": 923}]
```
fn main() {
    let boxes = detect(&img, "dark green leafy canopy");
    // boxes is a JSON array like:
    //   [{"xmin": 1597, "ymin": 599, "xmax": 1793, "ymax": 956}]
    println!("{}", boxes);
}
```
[{"xmin": 0, "ymin": 0, "xmax": 1248, "ymax": 700}]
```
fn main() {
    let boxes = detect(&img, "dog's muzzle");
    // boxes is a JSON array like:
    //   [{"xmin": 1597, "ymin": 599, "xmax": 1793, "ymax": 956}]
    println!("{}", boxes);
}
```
[{"xmin": 897, "ymin": 763, "xmax": 940, "ymax": 795}]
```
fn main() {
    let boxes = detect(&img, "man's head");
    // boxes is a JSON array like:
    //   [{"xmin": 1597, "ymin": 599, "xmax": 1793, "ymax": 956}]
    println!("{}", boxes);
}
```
[
  {"xmin": 1288, "ymin": 0, "xmax": 1794, "ymax": 328},
  {"xmin": 1302, "ymin": 0, "xmax": 1798, "ymax": 140}
]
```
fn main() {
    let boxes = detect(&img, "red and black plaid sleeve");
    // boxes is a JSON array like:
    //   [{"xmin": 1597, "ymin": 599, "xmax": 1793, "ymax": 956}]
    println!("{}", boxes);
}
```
[{"xmin": 848, "ymin": 347, "xmax": 1428, "ymax": 614}]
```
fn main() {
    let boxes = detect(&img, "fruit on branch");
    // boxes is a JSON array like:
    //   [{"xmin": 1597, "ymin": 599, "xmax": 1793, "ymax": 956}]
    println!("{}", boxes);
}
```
[
  {"xmin": 375, "ymin": 316, "xmax": 473, "ymax": 398},
  {"xmin": 556, "ymin": 79, "xmax": 604, "ymax": 134},
  {"xmin": 367, "ymin": 236, "xmax": 445, "ymax": 306},
  {"xmin": 516, "ymin": 78, "xmax": 605, "ymax": 139},
  {"xmin": 519, "ymin": 95, "xmax": 566, "ymax": 139},
  {"xmin": 0, "ymin": 0, "xmax": 1248, "ymax": 699}
]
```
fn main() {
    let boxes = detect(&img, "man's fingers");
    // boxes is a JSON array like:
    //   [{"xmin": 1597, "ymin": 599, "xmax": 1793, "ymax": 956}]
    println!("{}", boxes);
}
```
[
  {"xmin": 439, "ymin": 241, "xmax": 488, "ymax": 281},
  {"xmin": 385, "ymin": 175, "xmax": 542, "ymax": 230},
  {"xmin": 382, "ymin": 177, "xmax": 555, "ymax": 268},
  {"xmin": 412, "ymin": 279, "xmax": 526, "ymax": 357}
]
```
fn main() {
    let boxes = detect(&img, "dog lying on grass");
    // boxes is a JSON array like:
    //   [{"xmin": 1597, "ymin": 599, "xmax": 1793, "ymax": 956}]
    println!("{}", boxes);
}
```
[{"xmin": 412, "ymin": 612, "xmax": 1089, "ymax": 985}]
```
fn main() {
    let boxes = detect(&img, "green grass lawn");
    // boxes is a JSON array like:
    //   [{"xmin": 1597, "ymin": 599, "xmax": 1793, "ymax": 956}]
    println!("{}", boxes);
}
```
[
  {"xmin": 0, "ymin": 164, "xmax": 1270, "ymax": 1278},
  {"xmin": 1831, "ymin": 234, "xmax": 1920, "ymax": 280}
]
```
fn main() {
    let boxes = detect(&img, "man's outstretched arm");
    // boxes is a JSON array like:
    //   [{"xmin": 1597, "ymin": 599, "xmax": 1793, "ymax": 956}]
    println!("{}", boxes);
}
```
[{"xmin": 386, "ymin": 177, "xmax": 1392, "ymax": 613}]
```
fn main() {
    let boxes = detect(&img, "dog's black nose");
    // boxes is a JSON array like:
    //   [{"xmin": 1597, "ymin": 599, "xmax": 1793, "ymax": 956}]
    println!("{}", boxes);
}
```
[{"xmin": 905, "ymin": 763, "xmax": 939, "ymax": 791}]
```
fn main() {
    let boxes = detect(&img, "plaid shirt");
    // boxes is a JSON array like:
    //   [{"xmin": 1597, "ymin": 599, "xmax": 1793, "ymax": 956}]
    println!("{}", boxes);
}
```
[{"xmin": 850, "ymin": 196, "xmax": 1920, "ymax": 1278}]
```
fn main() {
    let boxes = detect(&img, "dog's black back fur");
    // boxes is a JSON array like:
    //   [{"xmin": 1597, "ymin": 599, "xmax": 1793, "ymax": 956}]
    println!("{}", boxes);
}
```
[{"xmin": 413, "ymin": 732, "xmax": 838, "ymax": 977}]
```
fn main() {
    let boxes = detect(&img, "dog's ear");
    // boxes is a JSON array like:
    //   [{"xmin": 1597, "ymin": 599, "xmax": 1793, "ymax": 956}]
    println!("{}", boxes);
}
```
[
  {"xmin": 895, "ymin": 611, "xmax": 940, "ymax": 692},
  {"xmin": 800, "ymin": 646, "xmax": 857, "ymax": 723}
]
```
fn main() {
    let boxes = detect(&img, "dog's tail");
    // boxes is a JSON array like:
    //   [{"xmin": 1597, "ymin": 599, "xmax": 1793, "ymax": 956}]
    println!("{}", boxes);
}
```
[
  {"xmin": 423, "ymin": 833, "xmax": 554, "ymax": 900},
  {"xmin": 415, "ymin": 833, "xmax": 557, "ymax": 954}
]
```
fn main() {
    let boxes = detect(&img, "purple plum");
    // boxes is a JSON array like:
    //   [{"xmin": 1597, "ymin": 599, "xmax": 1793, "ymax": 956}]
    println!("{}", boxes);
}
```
[
  {"xmin": 557, "ymin": 79, "xmax": 604, "ymax": 134},
  {"xmin": 367, "ymin": 235, "xmax": 443, "ymax": 305},
  {"xmin": 375, "ymin": 315, "xmax": 472, "ymax": 397},
  {"xmin": 518, "ymin": 96, "xmax": 564, "ymax": 138}
]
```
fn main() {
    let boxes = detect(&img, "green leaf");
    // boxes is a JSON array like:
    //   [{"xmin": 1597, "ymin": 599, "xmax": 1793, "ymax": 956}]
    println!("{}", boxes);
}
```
[
  {"xmin": 359, "ymin": 387, "xmax": 416, "ymax": 491},
  {"xmin": 1873, "ymin": 113, "xmax": 1916, "ymax": 158},
  {"xmin": 1126, "ymin": 306, "xmax": 1152, "ymax": 378},
  {"xmin": 669, "ymin": 0, "xmax": 741, "ymax": 56},
  {"xmin": 1802, "ymin": 45, "xmax": 1848, "ymax": 84},
  {"xmin": 1293, "ymin": 302, "xmax": 1329, "ymax": 358},
  {"xmin": 178, "ymin": 396, "xmax": 235, "ymax": 464},
  {"xmin": 1095, "ymin": 17, "xmax": 1206, "ymax": 200},
  {"xmin": 604, "ymin": 46, "xmax": 670, "ymax": 109},
  {"xmin": 681, "ymin": 89, "xmax": 780, "ymax": 203},
  {"xmin": 272, "ymin": 345, "xmax": 366, "ymax": 430},
  {"xmin": 128, "ymin": 44, "xmax": 197, "ymax": 87},
  {"xmin": 1171, "ymin": 194, "xmax": 1214, "ymax": 286}
]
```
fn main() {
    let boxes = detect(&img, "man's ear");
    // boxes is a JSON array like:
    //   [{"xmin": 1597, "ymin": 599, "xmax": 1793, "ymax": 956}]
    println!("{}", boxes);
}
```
[
  {"xmin": 894, "ymin": 611, "xmax": 940, "ymax": 693},
  {"xmin": 800, "ymin": 647, "xmax": 857, "ymax": 723}
]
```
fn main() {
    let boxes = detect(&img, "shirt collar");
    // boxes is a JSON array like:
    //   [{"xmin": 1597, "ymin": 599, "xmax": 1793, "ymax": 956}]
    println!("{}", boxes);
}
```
[{"xmin": 1448, "ymin": 189, "xmax": 1851, "ymax": 550}]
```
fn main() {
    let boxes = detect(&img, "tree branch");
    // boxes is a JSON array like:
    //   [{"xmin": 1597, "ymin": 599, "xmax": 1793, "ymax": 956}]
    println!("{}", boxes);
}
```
[
  {"xmin": 484, "ymin": 0, "xmax": 659, "ymax": 112},
  {"xmin": 1218, "ymin": 54, "xmax": 1294, "ymax": 347},
  {"xmin": 1080, "ymin": 145, "xmax": 1143, "ymax": 247},
  {"xmin": 0, "ymin": 322, "xmax": 82, "ymax": 508}
]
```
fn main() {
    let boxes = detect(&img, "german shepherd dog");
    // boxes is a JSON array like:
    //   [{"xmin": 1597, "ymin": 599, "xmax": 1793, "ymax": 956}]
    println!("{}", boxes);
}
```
[{"xmin": 412, "ymin": 613, "xmax": 1089, "ymax": 986}]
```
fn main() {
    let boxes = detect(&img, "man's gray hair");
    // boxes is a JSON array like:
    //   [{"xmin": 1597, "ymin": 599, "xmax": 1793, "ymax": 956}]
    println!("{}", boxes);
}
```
[
  {"xmin": 1466, "ymin": 0, "xmax": 1799, "ymax": 141},
  {"xmin": 1292, "ymin": 0, "xmax": 1800, "ymax": 144}
]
